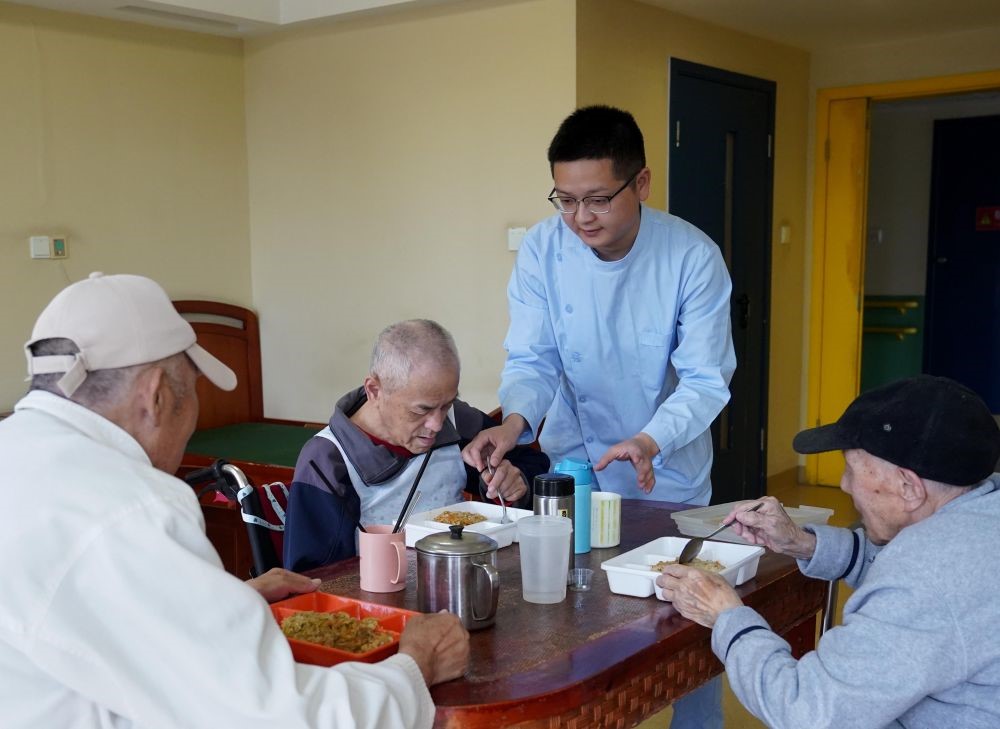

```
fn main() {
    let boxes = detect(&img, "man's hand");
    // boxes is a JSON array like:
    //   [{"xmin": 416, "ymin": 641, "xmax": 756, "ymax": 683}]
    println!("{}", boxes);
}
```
[
  {"xmin": 399, "ymin": 611, "xmax": 470, "ymax": 686},
  {"xmin": 480, "ymin": 459, "xmax": 528, "ymax": 502},
  {"xmin": 725, "ymin": 496, "xmax": 817, "ymax": 560},
  {"xmin": 594, "ymin": 432, "xmax": 660, "ymax": 493},
  {"xmin": 462, "ymin": 414, "xmax": 527, "ymax": 473},
  {"xmin": 246, "ymin": 568, "xmax": 320, "ymax": 604},
  {"xmin": 656, "ymin": 565, "xmax": 743, "ymax": 628}
]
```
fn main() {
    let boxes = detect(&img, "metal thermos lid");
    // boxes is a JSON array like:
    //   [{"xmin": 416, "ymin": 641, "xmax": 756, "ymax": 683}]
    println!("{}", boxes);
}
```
[
  {"xmin": 533, "ymin": 472, "xmax": 574, "ymax": 498},
  {"xmin": 415, "ymin": 524, "xmax": 498, "ymax": 556}
]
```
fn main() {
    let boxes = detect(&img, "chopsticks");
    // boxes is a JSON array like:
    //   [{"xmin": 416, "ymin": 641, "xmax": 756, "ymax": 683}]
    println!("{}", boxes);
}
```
[
  {"xmin": 397, "ymin": 490, "xmax": 422, "ymax": 531},
  {"xmin": 393, "ymin": 450, "xmax": 432, "ymax": 533},
  {"xmin": 309, "ymin": 459, "xmax": 367, "ymax": 533}
]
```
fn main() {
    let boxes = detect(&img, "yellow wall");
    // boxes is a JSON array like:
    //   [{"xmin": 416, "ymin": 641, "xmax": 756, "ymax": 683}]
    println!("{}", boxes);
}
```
[
  {"xmin": 575, "ymin": 0, "xmax": 811, "ymax": 478},
  {"xmin": 244, "ymin": 0, "xmax": 576, "ymax": 419},
  {"xmin": 0, "ymin": 3, "xmax": 251, "ymax": 411},
  {"xmin": 811, "ymin": 26, "xmax": 1000, "ymax": 90}
]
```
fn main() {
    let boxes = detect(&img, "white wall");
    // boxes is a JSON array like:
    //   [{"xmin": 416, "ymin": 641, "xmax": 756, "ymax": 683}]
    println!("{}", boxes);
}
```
[
  {"xmin": 0, "ymin": 3, "xmax": 251, "ymax": 411},
  {"xmin": 244, "ymin": 0, "xmax": 575, "ymax": 420}
]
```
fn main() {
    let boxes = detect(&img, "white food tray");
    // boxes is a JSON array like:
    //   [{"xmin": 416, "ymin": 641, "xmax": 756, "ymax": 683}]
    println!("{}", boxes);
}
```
[
  {"xmin": 403, "ymin": 501, "xmax": 531, "ymax": 549},
  {"xmin": 671, "ymin": 502, "xmax": 833, "ymax": 545},
  {"xmin": 601, "ymin": 537, "xmax": 765, "ymax": 600}
]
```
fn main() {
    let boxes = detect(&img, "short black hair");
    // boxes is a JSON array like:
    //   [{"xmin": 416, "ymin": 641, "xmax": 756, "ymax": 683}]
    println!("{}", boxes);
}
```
[{"xmin": 547, "ymin": 105, "xmax": 646, "ymax": 180}]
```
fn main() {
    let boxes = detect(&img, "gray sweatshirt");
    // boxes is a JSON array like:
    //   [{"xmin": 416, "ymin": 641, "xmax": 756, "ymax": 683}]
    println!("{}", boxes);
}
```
[{"xmin": 713, "ymin": 475, "xmax": 1000, "ymax": 729}]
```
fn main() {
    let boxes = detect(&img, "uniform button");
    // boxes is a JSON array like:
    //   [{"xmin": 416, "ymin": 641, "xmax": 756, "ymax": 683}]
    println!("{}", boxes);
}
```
[
  {"xmin": 586, "ymin": 436, "xmax": 594, "ymax": 444},
  {"xmin": 579, "ymin": 395, "xmax": 587, "ymax": 403},
  {"xmin": 571, "ymin": 352, "xmax": 582, "ymax": 362},
  {"xmin": 565, "ymin": 304, "xmax": 573, "ymax": 314},
  {"xmin": 556, "ymin": 253, "xmax": 563, "ymax": 262}
]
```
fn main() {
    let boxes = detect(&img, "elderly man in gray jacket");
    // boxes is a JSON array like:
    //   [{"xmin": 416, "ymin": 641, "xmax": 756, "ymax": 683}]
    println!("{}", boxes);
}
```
[{"xmin": 658, "ymin": 375, "xmax": 1000, "ymax": 729}]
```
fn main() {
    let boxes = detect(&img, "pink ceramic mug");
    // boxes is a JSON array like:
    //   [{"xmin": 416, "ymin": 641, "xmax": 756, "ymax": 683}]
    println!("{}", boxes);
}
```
[{"xmin": 359, "ymin": 525, "xmax": 407, "ymax": 593}]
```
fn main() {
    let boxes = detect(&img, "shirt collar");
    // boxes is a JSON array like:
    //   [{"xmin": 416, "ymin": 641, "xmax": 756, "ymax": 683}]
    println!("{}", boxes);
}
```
[{"xmin": 14, "ymin": 390, "xmax": 153, "ymax": 467}]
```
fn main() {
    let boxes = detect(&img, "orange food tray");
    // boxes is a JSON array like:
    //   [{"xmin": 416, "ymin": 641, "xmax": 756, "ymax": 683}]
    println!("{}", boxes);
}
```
[{"xmin": 271, "ymin": 592, "xmax": 419, "ymax": 667}]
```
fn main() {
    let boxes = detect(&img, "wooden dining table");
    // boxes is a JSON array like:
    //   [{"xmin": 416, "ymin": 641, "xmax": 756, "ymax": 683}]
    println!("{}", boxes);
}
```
[{"xmin": 306, "ymin": 499, "xmax": 828, "ymax": 728}]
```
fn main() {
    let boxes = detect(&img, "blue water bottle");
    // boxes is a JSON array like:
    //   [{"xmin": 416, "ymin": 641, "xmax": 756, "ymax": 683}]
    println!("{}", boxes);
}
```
[{"xmin": 554, "ymin": 458, "xmax": 593, "ymax": 554}]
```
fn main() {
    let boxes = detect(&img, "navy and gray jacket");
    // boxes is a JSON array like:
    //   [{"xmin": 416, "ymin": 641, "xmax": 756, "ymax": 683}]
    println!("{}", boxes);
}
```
[{"xmin": 283, "ymin": 387, "xmax": 549, "ymax": 572}]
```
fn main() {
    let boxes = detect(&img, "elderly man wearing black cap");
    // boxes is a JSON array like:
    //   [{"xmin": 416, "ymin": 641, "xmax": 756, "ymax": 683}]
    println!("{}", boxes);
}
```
[
  {"xmin": 0, "ymin": 273, "xmax": 468, "ymax": 729},
  {"xmin": 657, "ymin": 375, "xmax": 1000, "ymax": 729}
]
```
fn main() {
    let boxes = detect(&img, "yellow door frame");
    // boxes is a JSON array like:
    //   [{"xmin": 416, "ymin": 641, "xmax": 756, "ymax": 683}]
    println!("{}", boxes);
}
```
[{"xmin": 806, "ymin": 69, "xmax": 1000, "ymax": 485}]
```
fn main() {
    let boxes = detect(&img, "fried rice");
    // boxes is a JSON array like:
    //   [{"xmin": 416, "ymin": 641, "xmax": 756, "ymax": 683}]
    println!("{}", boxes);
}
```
[
  {"xmin": 433, "ymin": 510, "xmax": 487, "ymax": 526},
  {"xmin": 280, "ymin": 610, "xmax": 394, "ymax": 653},
  {"xmin": 651, "ymin": 558, "xmax": 726, "ymax": 573}
]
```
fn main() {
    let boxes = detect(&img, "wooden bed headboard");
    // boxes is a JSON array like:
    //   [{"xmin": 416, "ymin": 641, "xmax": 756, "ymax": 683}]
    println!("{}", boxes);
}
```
[{"xmin": 173, "ymin": 300, "xmax": 263, "ymax": 430}]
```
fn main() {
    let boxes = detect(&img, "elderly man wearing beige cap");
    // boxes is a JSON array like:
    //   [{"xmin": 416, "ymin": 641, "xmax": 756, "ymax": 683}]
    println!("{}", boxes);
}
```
[{"xmin": 0, "ymin": 273, "xmax": 468, "ymax": 729}]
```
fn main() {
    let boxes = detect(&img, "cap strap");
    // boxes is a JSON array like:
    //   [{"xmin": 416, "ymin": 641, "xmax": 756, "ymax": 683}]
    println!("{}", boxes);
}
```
[
  {"xmin": 57, "ymin": 357, "xmax": 89, "ymax": 397},
  {"xmin": 25, "ymin": 352, "xmax": 77, "ymax": 375},
  {"xmin": 25, "ymin": 352, "xmax": 89, "ymax": 397}
]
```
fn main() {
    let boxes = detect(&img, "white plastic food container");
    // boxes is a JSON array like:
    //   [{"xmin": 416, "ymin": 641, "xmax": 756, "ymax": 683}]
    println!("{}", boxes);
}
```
[
  {"xmin": 601, "ymin": 537, "xmax": 765, "ymax": 601},
  {"xmin": 403, "ymin": 501, "xmax": 531, "ymax": 549},
  {"xmin": 671, "ymin": 502, "xmax": 833, "ymax": 545}
]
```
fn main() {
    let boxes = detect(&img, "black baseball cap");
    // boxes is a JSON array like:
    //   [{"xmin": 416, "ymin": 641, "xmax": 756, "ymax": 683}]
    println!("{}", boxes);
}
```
[{"xmin": 793, "ymin": 375, "xmax": 1000, "ymax": 486}]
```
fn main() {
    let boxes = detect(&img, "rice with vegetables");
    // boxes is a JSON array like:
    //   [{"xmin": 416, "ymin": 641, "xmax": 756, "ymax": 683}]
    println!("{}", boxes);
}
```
[
  {"xmin": 281, "ymin": 611, "xmax": 394, "ymax": 653},
  {"xmin": 433, "ymin": 510, "xmax": 487, "ymax": 526},
  {"xmin": 651, "ymin": 558, "xmax": 725, "ymax": 573}
]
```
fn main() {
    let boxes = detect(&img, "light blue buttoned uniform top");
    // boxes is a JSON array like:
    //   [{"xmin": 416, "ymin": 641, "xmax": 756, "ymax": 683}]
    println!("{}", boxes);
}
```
[{"xmin": 500, "ymin": 206, "xmax": 736, "ymax": 503}]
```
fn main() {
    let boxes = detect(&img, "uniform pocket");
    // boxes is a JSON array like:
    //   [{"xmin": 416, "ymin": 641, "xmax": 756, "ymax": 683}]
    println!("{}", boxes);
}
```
[{"xmin": 637, "ymin": 331, "xmax": 670, "ymax": 393}]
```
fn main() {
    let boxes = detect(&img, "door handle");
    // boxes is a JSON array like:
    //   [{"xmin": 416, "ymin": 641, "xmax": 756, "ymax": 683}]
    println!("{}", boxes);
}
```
[{"xmin": 737, "ymin": 293, "xmax": 750, "ymax": 329}]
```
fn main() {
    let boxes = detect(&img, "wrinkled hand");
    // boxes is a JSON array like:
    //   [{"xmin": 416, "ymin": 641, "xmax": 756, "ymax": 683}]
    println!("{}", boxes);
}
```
[
  {"xmin": 399, "ymin": 611, "xmax": 470, "ymax": 686},
  {"xmin": 725, "ymin": 496, "xmax": 817, "ymax": 560},
  {"xmin": 594, "ymin": 433, "xmax": 660, "ymax": 493},
  {"xmin": 480, "ymin": 459, "xmax": 528, "ymax": 502},
  {"xmin": 246, "ymin": 568, "xmax": 320, "ymax": 604},
  {"xmin": 462, "ymin": 415, "xmax": 526, "ymax": 473},
  {"xmin": 656, "ymin": 565, "xmax": 743, "ymax": 628}
]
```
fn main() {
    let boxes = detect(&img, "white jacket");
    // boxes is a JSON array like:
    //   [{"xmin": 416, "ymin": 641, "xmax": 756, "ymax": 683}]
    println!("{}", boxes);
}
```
[{"xmin": 0, "ymin": 391, "xmax": 434, "ymax": 729}]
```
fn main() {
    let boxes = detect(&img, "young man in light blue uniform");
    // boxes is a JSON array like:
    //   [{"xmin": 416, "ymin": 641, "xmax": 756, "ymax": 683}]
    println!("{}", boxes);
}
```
[{"xmin": 465, "ymin": 106, "xmax": 736, "ymax": 728}]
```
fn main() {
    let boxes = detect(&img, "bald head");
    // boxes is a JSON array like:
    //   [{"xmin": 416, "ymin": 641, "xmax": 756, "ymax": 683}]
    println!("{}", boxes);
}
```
[{"xmin": 370, "ymin": 320, "xmax": 460, "ymax": 392}]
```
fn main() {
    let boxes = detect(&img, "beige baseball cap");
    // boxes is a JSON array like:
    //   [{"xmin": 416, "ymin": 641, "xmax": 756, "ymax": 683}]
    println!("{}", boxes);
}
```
[{"xmin": 25, "ymin": 272, "xmax": 237, "ymax": 397}]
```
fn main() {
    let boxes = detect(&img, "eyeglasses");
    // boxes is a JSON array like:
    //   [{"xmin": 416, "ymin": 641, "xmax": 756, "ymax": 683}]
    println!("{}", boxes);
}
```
[{"xmin": 547, "ymin": 170, "xmax": 640, "ymax": 215}]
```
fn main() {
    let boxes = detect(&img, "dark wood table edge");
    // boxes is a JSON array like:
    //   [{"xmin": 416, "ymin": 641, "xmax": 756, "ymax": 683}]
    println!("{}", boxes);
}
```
[{"xmin": 305, "ymin": 499, "xmax": 828, "ymax": 728}]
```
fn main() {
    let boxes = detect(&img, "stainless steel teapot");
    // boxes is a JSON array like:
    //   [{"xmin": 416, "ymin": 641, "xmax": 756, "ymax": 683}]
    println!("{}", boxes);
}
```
[{"xmin": 415, "ymin": 525, "xmax": 499, "ymax": 631}]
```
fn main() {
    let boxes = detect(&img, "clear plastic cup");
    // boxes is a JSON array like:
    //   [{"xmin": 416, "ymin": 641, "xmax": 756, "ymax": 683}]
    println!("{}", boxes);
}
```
[
  {"xmin": 517, "ymin": 515, "xmax": 573, "ymax": 604},
  {"xmin": 568, "ymin": 567, "xmax": 593, "ymax": 592}
]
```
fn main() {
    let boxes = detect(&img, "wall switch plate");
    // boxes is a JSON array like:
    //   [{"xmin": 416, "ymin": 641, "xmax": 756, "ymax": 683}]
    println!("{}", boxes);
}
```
[
  {"xmin": 52, "ymin": 236, "xmax": 68, "ymax": 258},
  {"xmin": 507, "ymin": 226, "xmax": 526, "ymax": 251},
  {"xmin": 29, "ymin": 236, "xmax": 51, "ymax": 259}
]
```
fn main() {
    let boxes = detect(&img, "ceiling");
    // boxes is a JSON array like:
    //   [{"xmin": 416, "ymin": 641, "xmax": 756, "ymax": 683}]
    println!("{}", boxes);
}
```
[
  {"xmin": 6, "ymin": 0, "xmax": 1000, "ymax": 49},
  {"xmin": 3, "ymin": 0, "xmax": 461, "ymax": 36}
]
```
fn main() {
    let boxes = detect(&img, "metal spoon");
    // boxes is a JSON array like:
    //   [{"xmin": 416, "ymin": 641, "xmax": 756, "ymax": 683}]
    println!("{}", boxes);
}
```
[
  {"xmin": 486, "ymin": 457, "xmax": 512, "ymax": 524},
  {"xmin": 677, "ymin": 502, "xmax": 763, "ymax": 564}
]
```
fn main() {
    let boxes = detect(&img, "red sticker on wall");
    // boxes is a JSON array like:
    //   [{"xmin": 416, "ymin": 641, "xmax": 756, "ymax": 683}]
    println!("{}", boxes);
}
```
[{"xmin": 976, "ymin": 206, "xmax": 1000, "ymax": 231}]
